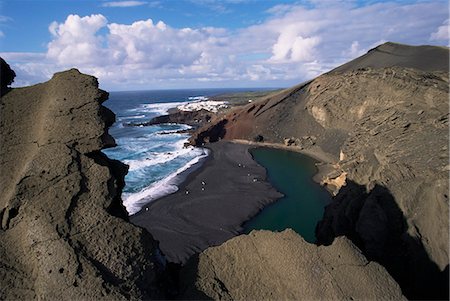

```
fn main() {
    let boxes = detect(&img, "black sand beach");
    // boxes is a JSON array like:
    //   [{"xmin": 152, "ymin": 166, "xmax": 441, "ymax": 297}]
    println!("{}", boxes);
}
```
[{"xmin": 131, "ymin": 141, "xmax": 282, "ymax": 264}]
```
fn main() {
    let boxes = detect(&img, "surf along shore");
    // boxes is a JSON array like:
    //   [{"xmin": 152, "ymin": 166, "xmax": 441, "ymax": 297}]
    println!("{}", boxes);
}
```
[{"xmin": 131, "ymin": 136, "xmax": 337, "ymax": 264}]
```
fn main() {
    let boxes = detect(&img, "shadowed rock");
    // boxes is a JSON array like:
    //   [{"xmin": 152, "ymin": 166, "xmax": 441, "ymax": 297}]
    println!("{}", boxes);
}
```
[{"xmin": 0, "ymin": 57, "xmax": 16, "ymax": 96}]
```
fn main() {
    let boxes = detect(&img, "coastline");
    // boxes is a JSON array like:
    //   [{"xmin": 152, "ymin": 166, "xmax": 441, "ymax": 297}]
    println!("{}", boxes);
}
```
[
  {"xmin": 130, "ymin": 137, "xmax": 338, "ymax": 264},
  {"xmin": 131, "ymin": 141, "xmax": 283, "ymax": 264},
  {"xmin": 230, "ymin": 139, "xmax": 339, "ymax": 185}
]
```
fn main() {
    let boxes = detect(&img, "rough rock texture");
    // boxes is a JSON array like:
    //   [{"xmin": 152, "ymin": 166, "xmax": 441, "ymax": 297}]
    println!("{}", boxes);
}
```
[
  {"xmin": 190, "ymin": 42, "xmax": 449, "ymax": 299},
  {"xmin": 129, "ymin": 108, "xmax": 213, "ymax": 129},
  {"xmin": 0, "ymin": 69, "xmax": 160, "ymax": 300},
  {"xmin": 181, "ymin": 230, "xmax": 405, "ymax": 300}
]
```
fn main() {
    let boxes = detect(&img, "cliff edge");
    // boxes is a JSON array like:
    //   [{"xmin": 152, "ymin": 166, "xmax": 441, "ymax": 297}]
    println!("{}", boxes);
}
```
[
  {"xmin": 190, "ymin": 42, "xmax": 449, "ymax": 299},
  {"xmin": 0, "ymin": 69, "xmax": 160, "ymax": 299},
  {"xmin": 181, "ymin": 230, "xmax": 405, "ymax": 300}
]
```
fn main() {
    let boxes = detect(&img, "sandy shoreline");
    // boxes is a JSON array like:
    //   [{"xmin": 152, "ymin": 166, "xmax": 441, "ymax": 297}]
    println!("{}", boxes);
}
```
[{"xmin": 131, "ymin": 141, "xmax": 283, "ymax": 264}]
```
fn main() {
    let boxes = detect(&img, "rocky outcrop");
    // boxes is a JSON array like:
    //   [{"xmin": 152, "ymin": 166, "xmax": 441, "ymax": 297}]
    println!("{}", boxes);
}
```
[
  {"xmin": 0, "ymin": 69, "xmax": 160, "ymax": 299},
  {"xmin": 129, "ymin": 108, "xmax": 213, "ymax": 129},
  {"xmin": 180, "ymin": 230, "xmax": 405, "ymax": 300},
  {"xmin": 190, "ymin": 42, "xmax": 449, "ymax": 299},
  {"xmin": 0, "ymin": 57, "xmax": 16, "ymax": 96}
]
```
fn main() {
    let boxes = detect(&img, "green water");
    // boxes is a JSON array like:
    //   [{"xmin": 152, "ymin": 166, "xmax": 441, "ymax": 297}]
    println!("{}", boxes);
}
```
[{"xmin": 243, "ymin": 147, "xmax": 331, "ymax": 243}]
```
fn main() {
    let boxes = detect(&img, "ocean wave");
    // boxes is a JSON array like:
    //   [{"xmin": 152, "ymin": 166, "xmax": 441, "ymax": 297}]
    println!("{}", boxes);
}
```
[
  {"xmin": 123, "ymin": 147, "xmax": 210, "ymax": 215},
  {"xmin": 124, "ymin": 140, "xmax": 194, "ymax": 171},
  {"xmin": 125, "ymin": 114, "xmax": 146, "ymax": 119},
  {"xmin": 127, "ymin": 101, "xmax": 186, "ymax": 116}
]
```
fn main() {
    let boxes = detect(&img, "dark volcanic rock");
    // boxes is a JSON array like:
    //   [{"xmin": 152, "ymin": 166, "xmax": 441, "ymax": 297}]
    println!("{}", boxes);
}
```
[
  {"xmin": 129, "ymin": 108, "xmax": 213, "ymax": 128},
  {"xmin": 190, "ymin": 42, "xmax": 449, "ymax": 299},
  {"xmin": 0, "ymin": 57, "xmax": 16, "ymax": 96},
  {"xmin": 0, "ymin": 69, "xmax": 160, "ymax": 299}
]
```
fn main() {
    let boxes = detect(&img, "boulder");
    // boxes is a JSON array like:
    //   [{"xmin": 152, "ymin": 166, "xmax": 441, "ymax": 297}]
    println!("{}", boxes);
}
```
[{"xmin": 180, "ymin": 230, "xmax": 405, "ymax": 300}]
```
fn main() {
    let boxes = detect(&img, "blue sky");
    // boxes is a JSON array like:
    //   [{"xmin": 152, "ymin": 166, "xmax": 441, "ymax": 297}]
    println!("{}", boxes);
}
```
[{"xmin": 0, "ymin": 0, "xmax": 448, "ymax": 90}]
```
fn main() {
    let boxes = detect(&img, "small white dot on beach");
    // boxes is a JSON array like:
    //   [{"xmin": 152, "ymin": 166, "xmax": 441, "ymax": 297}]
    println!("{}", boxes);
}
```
[
  {"xmin": 201, "ymin": 181, "xmax": 205, "ymax": 185},
  {"xmin": 145, "ymin": 208, "xmax": 149, "ymax": 211},
  {"xmin": 201, "ymin": 187, "xmax": 205, "ymax": 191},
  {"xmin": 185, "ymin": 191, "xmax": 189, "ymax": 194}
]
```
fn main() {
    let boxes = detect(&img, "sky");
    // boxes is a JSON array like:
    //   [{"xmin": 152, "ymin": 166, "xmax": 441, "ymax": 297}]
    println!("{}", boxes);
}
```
[{"xmin": 0, "ymin": 0, "xmax": 448, "ymax": 91}]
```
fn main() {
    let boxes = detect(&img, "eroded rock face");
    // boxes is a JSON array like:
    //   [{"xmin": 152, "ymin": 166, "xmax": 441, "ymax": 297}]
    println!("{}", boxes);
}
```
[
  {"xmin": 190, "ymin": 43, "xmax": 449, "ymax": 299},
  {"xmin": 181, "ymin": 230, "xmax": 405, "ymax": 300},
  {"xmin": 0, "ymin": 69, "xmax": 159, "ymax": 299}
]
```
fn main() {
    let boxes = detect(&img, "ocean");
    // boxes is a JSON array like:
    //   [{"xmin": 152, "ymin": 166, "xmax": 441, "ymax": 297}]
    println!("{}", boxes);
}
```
[{"xmin": 103, "ymin": 88, "xmax": 266, "ymax": 215}]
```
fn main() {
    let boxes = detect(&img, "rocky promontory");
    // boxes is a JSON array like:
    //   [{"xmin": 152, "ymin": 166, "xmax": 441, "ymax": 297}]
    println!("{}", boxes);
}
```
[
  {"xmin": 181, "ymin": 230, "xmax": 405, "ymax": 300},
  {"xmin": 128, "ymin": 108, "xmax": 214, "ymax": 129},
  {"xmin": 0, "ymin": 69, "xmax": 160, "ymax": 299}
]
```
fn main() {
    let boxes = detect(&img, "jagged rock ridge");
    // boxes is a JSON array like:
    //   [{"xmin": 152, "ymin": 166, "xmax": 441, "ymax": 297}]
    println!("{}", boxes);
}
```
[{"xmin": 0, "ymin": 69, "xmax": 160, "ymax": 300}]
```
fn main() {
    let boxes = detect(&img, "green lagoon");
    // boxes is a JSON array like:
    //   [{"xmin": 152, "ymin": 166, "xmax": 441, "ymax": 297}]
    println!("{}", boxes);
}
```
[{"xmin": 243, "ymin": 147, "xmax": 331, "ymax": 243}]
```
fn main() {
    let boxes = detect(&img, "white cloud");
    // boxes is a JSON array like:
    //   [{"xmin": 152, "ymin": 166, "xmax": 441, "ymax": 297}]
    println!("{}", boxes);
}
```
[
  {"xmin": 4, "ymin": 1, "xmax": 449, "ymax": 90},
  {"xmin": 101, "ymin": 1, "xmax": 148, "ymax": 7},
  {"xmin": 107, "ymin": 19, "xmax": 207, "ymax": 67},
  {"xmin": 430, "ymin": 19, "xmax": 449, "ymax": 42},
  {"xmin": 47, "ymin": 14, "xmax": 108, "ymax": 66}
]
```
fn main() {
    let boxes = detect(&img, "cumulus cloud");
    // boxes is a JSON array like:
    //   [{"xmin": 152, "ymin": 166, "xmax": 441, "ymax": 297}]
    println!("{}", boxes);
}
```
[
  {"xmin": 430, "ymin": 19, "xmax": 449, "ymax": 42},
  {"xmin": 47, "ymin": 14, "xmax": 108, "ymax": 66},
  {"xmin": 108, "ymin": 19, "xmax": 206, "ymax": 67},
  {"xmin": 3, "ymin": 1, "xmax": 449, "ymax": 90},
  {"xmin": 101, "ymin": 1, "xmax": 148, "ymax": 7}
]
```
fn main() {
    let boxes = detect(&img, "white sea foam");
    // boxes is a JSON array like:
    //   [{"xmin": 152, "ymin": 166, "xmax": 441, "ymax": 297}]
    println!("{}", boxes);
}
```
[
  {"xmin": 124, "ymin": 140, "xmax": 193, "ymax": 171},
  {"xmin": 138, "ymin": 102, "xmax": 186, "ymax": 115},
  {"xmin": 126, "ymin": 114, "xmax": 146, "ymax": 119},
  {"xmin": 154, "ymin": 124, "xmax": 192, "ymax": 135},
  {"xmin": 123, "ymin": 147, "xmax": 210, "ymax": 215}
]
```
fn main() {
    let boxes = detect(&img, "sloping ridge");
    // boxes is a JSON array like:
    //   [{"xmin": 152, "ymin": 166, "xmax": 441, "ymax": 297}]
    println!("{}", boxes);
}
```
[
  {"xmin": 330, "ymin": 42, "xmax": 450, "ymax": 73},
  {"xmin": 191, "ymin": 42, "xmax": 449, "ymax": 299},
  {"xmin": 0, "ymin": 69, "xmax": 160, "ymax": 299}
]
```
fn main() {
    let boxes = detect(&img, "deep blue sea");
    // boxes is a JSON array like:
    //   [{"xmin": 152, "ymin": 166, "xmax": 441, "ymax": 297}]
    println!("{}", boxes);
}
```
[{"xmin": 103, "ymin": 88, "xmax": 270, "ymax": 215}]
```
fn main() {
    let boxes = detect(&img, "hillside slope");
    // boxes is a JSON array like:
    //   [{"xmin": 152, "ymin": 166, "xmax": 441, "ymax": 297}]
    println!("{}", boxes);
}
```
[{"xmin": 191, "ymin": 42, "xmax": 449, "ymax": 299}]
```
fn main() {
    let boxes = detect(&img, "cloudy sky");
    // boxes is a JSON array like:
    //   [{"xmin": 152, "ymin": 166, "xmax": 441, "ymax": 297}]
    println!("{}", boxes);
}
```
[{"xmin": 0, "ymin": 0, "xmax": 448, "ymax": 91}]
